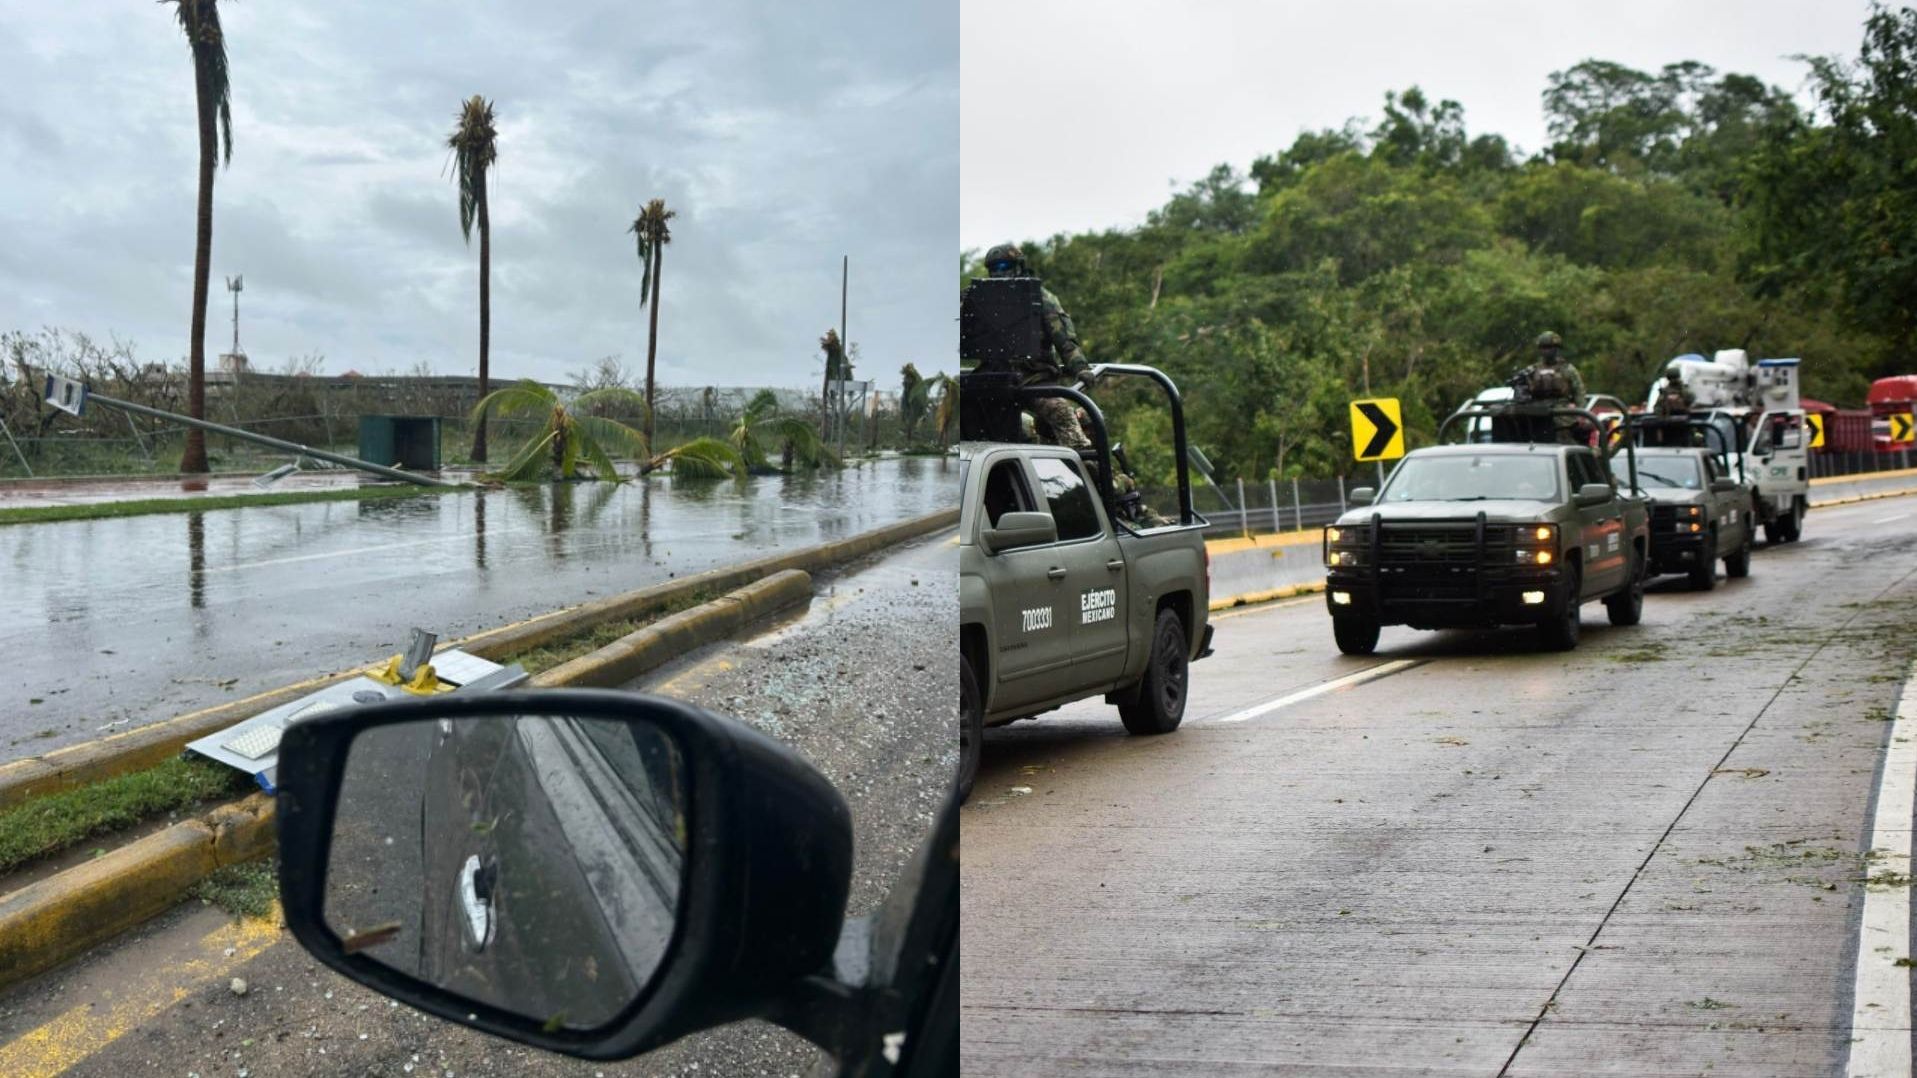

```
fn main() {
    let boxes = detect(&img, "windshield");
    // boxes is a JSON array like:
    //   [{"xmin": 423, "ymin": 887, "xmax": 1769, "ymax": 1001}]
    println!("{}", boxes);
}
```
[
  {"xmin": 1381, "ymin": 454, "xmax": 1560, "ymax": 503},
  {"xmin": 1635, "ymin": 456, "xmax": 1701, "ymax": 490}
]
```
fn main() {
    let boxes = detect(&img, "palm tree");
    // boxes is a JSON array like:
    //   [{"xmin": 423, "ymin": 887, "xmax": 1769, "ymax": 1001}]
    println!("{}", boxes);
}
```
[
  {"xmin": 628, "ymin": 199, "xmax": 676, "ymax": 458},
  {"xmin": 448, "ymin": 95, "xmax": 499, "ymax": 463},
  {"xmin": 929, "ymin": 373, "xmax": 958, "ymax": 447},
  {"xmin": 165, "ymin": 0, "xmax": 234, "ymax": 474},
  {"xmin": 818, "ymin": 328, "xmax": 846, "ymax": 441},
  {"xmin": 899, "ymin": 363, "xmax": 928, "ymax": 444},
  {"xmin": 473, "ymin": 379, "xmax": 740, "ymax": 482},
  {"xmin": 730, "ymin": 389, "xmax": 825, "ymax": 474}
]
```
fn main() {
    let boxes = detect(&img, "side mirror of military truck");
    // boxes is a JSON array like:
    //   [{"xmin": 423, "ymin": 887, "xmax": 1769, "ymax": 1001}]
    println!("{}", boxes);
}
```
[
  {"xmin": 1574, "ymin": 483, "xmax": 1613, "ymax": 507},
  {"xmin": 1348, "ymin": 487, "xmax": 1375, "ymax": 506},
  {"xmin": 273, "ymin": 690, "xmax": 957, "ymax": 1074},
  {"xmin": 1711, "ymin": 477, "xmax": 1741, "ymax": 494},
  {"xmin": 983, "ymin": 511, "xmax": 1058, "ymax": 554}
]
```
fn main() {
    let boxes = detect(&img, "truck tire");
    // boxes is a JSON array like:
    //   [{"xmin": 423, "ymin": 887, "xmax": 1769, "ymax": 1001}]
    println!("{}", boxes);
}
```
[
  {"xmin": 1332, "ymin": 609, "xmax": 1381, "ymax": 656},
  {"xmin": 1724, "ymin": 527, "xmax": 1752, "ymax": 579},
  {"xmin": 1689, "ymin": 530, "xmax": 1718, "ymax": 591},
  {"xmin": 1781, "ymin": 501, "xmax": 1804, "ymax": 542},
  {"xmin": 1118, "ymin": 609, "xmax": 1189, "ymax": 736},
  {"xmin": 1605, "ymin": 550, "xmax": 1644, "ymax": 627},
  {"xmin": 1764, "ymin": 518, "xmax": 1783, "ymax": 545},
  {"xmin": 1541, "ymin": 567, "xmax": 1581, "ymax": 651},
  {"xmin": 959, "ymin": 655, "xmax": 982, "ymax": 803}
]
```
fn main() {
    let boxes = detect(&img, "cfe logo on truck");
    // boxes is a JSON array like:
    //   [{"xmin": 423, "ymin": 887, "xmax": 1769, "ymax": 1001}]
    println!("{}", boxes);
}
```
[
  {"xmin": 1080, "ymin": 588, "xmax": 1116, "ymax": 625},
  {"xmin": 1350, "ymin": 398, "xmax": 1405, "ymax": 462}
]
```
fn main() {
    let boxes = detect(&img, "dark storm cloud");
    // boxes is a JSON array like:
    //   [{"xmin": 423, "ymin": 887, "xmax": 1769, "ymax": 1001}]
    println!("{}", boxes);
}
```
[{"xmin": 0, "ymin": 1, "xmax": 956, "ymax": 388}]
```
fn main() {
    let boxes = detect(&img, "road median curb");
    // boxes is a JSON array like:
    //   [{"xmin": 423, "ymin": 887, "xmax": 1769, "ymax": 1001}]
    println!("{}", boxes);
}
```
[
  {"xmin": 0, "ymin": 506, "xmax": 956, "ymax": 811},
  {"xmin": 0, "ymin": 793, "xmax": 275, "ymax": 990},
  {"xmin": 532, "ymin": 570, "xmax": 812, "ymax": 689}
]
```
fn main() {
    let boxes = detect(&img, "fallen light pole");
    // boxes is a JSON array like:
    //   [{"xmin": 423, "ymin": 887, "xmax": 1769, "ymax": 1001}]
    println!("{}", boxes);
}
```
[{"xmin": 43, "ymin": 374, "xmax": 466, "ymax": 489}]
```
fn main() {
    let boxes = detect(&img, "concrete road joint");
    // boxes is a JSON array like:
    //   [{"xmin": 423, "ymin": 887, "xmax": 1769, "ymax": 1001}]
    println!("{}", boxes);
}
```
[
  {"xmin": 1497, "ymin": 558, "xmax": 1917, "ymax": 1076},
  {"xmin": 1844, "ymin": 656, "xmax": 1917, "ymax": 1078}
]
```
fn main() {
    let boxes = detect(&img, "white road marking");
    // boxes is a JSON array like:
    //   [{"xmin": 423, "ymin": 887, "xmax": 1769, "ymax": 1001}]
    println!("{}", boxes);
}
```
[
  {"xmin": 1205, "ymin": 659, "xmax": 1422, "ymax": 726},
  {"xmin": 1845, "ymin": 658, "xmax": 1917, "ymax": 1078},
  {"xmin": 1872, "ymin": 512, "xmax": 1910, "ymax": 524}
]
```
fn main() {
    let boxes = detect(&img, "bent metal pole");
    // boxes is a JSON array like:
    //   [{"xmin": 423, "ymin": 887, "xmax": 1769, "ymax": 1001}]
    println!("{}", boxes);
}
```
[{"xmin": 49, "ymin": 381, "xmax": 464, "ymax": 489}]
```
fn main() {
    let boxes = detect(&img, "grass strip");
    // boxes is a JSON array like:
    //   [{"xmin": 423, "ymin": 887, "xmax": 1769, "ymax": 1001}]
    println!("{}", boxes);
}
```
[
  {"xmin": 0, "ymin": 484, "xmax": 449, "ymax": 527},
  {"xmin": 189, "ymin": 858, "xmax": 280, "ymax": 919},
  {"xmin": 501, "ymin": 587, "xmax": 724, "ymax": 674},
  {"xmin": 0, "ymin": 757, "xmax": 251, "ymax": 875}
]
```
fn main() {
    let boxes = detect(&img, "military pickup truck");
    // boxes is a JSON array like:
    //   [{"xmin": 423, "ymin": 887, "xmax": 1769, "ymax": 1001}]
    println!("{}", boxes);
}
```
[
  {"xmin": 1322, "ymin": 403, "xmax": 1651, "ymax": 655},
  {"xmin": 959, "ymin": 442, "xmax": 1212, "ymax": 798},
  {"xmin": 1631, "ymin": 423, "xmax": 1755, "ymax": 590}
]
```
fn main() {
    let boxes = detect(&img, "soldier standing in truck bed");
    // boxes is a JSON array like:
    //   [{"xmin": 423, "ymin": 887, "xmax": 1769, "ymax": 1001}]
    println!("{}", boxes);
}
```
[{"xmin": 983, "ymin": 243, "xmax": 1092, "ymax": 450}]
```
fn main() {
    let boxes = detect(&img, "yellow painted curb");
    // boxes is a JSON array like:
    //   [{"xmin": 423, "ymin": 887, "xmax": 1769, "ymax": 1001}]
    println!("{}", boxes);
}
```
[
  {"xmin": 0, "ymin": 793, "xmax": 274, "ymax": 991},
  {"xmin": 532, "ymin": 571, "xmax": 812, "ymax": 689},
  {"xmin": 1205, "ymin": 529, "xmax": 1321, "ymax": 555},
  {"xmin": 0, "ymin": 507, "xmax": 957, "ymax": 811},
  {"xmin": 1809, "ymin": 466, "xmax": 1917, "ymax": 487},
  {"xmin": 1811, "ymin": 486, "xmax": 1917, "ymax": 509},
  {"xmin": 1209, "ymin": 580, "xmax": 1327, "ymax": 612},
  {"xmin": 0, "ymin": 561, "xmax": 839, "ymax": 994}
]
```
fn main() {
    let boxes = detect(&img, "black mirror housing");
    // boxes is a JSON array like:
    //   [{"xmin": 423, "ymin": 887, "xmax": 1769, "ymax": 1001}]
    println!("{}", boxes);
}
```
[
  {"xmin": 983, "ymin": 510, "xmax": 1057, "ymax": 553},
  {"xmin": 276, "ymin": 689, "xmax": 854, "ymax": 1061},
  {"xmin": 1347, "ymin": 487, "xmax": 1375, "ymax": 507},
  {"xmin": 1574, "ymin": 482, "xmax": 1613, "ymax": 507}
]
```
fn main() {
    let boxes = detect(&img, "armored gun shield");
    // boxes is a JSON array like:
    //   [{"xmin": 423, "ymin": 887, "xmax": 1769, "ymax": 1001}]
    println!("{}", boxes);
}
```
[{"xmin": 959, "ymin": 276, "xmax": 1044, "ymax": 370}]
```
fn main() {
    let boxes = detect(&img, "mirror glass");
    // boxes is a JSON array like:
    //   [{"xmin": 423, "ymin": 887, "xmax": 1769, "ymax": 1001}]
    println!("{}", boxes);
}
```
[{"xmin": 324, "ymin": 714, "xmax": 688, "ymax": 1031}]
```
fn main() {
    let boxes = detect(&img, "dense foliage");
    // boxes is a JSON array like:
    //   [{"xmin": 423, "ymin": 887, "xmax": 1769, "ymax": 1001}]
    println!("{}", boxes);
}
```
[{"xmin": 971, "ymin": 8, "xmax": 1916, "ymax": 486}]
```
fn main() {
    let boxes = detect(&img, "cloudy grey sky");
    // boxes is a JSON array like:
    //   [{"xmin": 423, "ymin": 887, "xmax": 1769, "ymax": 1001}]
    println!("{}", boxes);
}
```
[
  {"xmin": 962, "ymin": 0, "xmax": 1878, "ymax": 252},
  {"xmin": 0, "ymin": 1, "xmax": 955, "ymax": 389}
]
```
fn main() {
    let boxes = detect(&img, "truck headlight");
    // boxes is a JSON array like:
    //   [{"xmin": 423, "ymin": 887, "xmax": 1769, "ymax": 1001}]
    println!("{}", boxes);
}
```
[
  {"xmin": 1323, "ymin": 525, "xmax": 1368, "ymax": 568},
  {"xmin": 1515, "ymin": 548, "xmax": 1555, "ymax": 565}
]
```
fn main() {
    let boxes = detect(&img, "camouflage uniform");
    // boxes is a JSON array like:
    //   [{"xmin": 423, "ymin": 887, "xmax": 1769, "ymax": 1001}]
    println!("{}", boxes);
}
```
[
  {"xmin": 984, "ymin": 243, "xmax": 1091, "ymax": 450},
  {"xmin": 1653, "ymin": 363, "xmax": 1695, "ymax": 417},
  {"xmin": 1515, "ymin": 331, "xmax": 1587, "ymax": 440}
]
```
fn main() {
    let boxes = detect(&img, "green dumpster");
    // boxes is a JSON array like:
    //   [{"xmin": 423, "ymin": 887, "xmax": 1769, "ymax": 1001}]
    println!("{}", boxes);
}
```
[{"xmin": 357, "ymin": 416, "xmax": 442, "ymax": 471}]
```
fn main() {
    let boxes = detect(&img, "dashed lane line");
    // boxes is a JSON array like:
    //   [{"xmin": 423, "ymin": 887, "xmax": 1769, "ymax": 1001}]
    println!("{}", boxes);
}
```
[
  {"xmin": 1845, "ymin": 657, "xmax": 1917, "ymax": 1078},
  {"xmin": 1201, "ymin": 659, "xmax": 1423, "ymax": 726}
]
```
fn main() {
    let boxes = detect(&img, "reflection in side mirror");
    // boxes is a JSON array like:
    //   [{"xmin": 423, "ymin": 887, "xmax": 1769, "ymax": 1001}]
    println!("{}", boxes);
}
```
[
  {"xmin": 1347, "ymin": 487, "xmax": 1375, "ymax": 507},
  {"xmin": 1575, "ymin": 482, "xmax": 1613, "ymax": 507},
  {"xmin": 983, "ymin": 510, "xmax": 1057, "ymax": 553},
  {"xmin": 277, "ymin": 690, "xmax": 855, "ymax": 1062},
  {"xmin": 326, "ymin": 714, "xmax": 686, "ymax": 1032}
]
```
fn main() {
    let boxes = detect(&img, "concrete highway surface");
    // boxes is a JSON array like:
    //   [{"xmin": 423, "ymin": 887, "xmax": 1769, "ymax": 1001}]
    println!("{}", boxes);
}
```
[{"xmin": 964, "ymin": 493, "xmax": 1917, "ymax": 1075}]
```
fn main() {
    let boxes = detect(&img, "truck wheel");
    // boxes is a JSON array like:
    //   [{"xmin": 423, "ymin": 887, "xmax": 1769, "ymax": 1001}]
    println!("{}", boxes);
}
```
[
  {"xmin": 1604, "ymin": 551, "xmax": 1644, "ymax": 627},
  {"xmin": 1764, "ymin": 519, "xmax": 1783, "ymax": 545},
  {"xmin": 959, "ymin": 655, "xmax": 982, "ymax": 803},
  {"xmin": 1688, "ymin": 531, "xmax": 1717, "ymax": 591},
  {"xmin": 1541, "ymin": 567, "xmax": 1581, "ymax": 651},
  {"xmin": 1782, "ymin": 501, "xmax": 1804, "ymax": 542},
  {"xmin": 1332, "ymin": 609, "xmax": 1381, "ymax": 656},
  {"xmin": 1724, "ymin": 528, "xmax": 1752, "ymax": 579},
  {"xmin": 1118, "ymin": 609, "xmax": 1189, "ymax": 736}
]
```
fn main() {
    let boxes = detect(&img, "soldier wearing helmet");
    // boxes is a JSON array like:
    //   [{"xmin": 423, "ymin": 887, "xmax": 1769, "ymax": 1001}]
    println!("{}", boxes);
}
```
[
  {"xmin": 1653, "ymin": 360, "xmax": 1695, "ymax": 417},
  {"xmin": 1512, "ymin": 331, "xmax": 1587, "ymax": 438},
  {"xmin": 983, "ymin": 243, "xmax": 1092, "ymax": 450}
]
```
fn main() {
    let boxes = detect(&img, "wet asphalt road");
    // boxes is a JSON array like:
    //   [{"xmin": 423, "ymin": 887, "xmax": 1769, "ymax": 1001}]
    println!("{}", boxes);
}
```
[
  {"xmin": 0, "ymin": 456, "xmax": 955, "ymax": 756},
  {"xmin": 964, "ymin": 495, "xmax": 1917, "ymax": 1075},
  {"xmin": 0, "ymin": 530, "xmax": 956, "ymax": 1077}
]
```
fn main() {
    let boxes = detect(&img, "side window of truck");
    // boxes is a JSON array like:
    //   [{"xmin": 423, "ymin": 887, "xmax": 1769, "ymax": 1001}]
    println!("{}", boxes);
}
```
[
  {"xmin": 1571, "ymin": 451, "xmax": 1608, "ymax": 491},
  {"xmin": 982, "ymin": 459, "xmax": 1035, "ymax": 527},
  {"xmin": 1030, "ymin": 457, "xmax": 1103, "ymax": 542}
]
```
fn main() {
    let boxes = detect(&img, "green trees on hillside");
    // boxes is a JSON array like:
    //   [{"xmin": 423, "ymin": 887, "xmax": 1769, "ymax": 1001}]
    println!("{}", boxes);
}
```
[{"xmin": 985, "ymin": 10, "xmax": 1912, "ymax": 488}]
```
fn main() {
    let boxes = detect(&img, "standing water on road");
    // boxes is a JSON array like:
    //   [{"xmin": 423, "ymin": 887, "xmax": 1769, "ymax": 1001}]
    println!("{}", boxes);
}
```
[{"xmin": 0, "ymin": 456, "xmax": 955, "ymax": 755}]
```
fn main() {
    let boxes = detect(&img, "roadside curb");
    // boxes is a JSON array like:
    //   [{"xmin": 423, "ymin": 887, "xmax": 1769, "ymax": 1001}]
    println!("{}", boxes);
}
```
[
  {"xmin": 1811, "ymin": 486, "xmax": 1917, "ymax": 509},
  {"xmin": 0, "ymin": 793, "xmax": 275, "ymax": 990},
  {"xmin": 532, "ymin": 570, "xmax": 813, "ymax": 688},
  {"xmin": 0, "ymin": 560, "xmax": 844, "ymax": 994},
  {"xmin": 1210, "ymin": 580, "xmax": 1326, "ymax": 612},
  {"xmin": 0, "ymin": 506, "xmax": 956, "ymax": 810}
]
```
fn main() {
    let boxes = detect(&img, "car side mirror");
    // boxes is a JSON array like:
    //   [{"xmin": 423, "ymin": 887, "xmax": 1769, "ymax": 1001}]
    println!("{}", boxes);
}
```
[
  {"xmin": 1710, "ymin": 477, "xmax": 1740, "ymax": 494},
  {"xmin": 982, "ymin": 510, "xmax": 1057, "ymax": 553},
  {"xmin": 1574, "ymin": 483, "xmax": 1613, "ymax": 507},
  {"xmin": 276, "ymin": 689, "xmax": 853, "ymax": 1061},
  {"xmin": 1347, "ymin": 487, "xmax": 1375, "ymax": 507}
]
